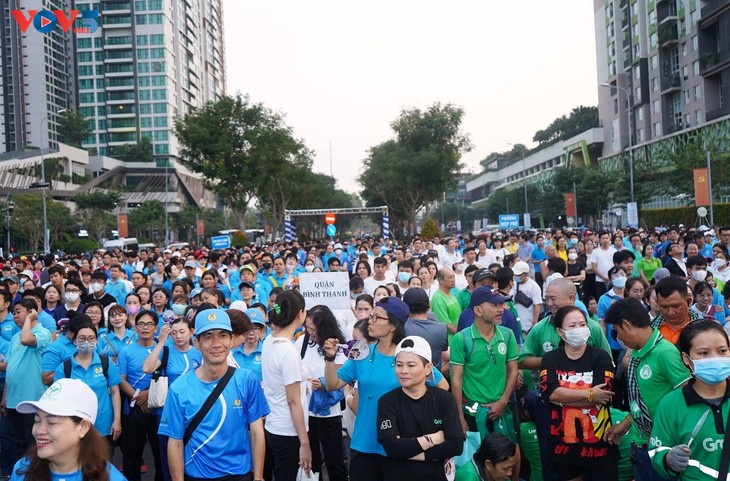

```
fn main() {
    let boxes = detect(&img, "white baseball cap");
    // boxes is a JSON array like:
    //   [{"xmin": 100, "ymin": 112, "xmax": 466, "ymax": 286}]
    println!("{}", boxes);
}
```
[
  {"xmin": 17, "ymin": 379, "xmax": 98, "ymax": 423},
  {"xmin": 395, "ymin": 336, "xmax": 434, "ymax": 381},
  {"xmin": 229, "ymin": 300, "xmax": 248, "ymax": 312},
  {"xmin": 512, "ymin": 261, "xmax": 530, "ymax": 275}
]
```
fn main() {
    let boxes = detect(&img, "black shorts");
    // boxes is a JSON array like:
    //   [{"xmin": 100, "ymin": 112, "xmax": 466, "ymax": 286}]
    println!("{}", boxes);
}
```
[{"xmin": 553, "ymin": 461, "xmax": 617, "ymax": 481}]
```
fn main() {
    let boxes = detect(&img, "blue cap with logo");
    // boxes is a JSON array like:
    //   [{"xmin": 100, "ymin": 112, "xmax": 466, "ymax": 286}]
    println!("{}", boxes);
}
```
[
  {"xmin": 245, "ymin": 308, "xmax": 266, "ymax": 326},
  {"xmin": 469, "ymin": 286, "xmax": 510, "ymax": 308},
  {"xmin": 195, "ymin": 309, "xmax": 232, "ymax": 335},
  {"xmin": 375, "ymin": 296, "xmax": 410, "ymax": 325}
]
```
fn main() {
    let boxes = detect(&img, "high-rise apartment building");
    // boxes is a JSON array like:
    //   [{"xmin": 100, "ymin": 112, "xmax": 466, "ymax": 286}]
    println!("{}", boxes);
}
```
[
  {"xmin": 594, "ymin": 0, "xmax": 730, "ymax": 156},
  {"xmin": 0, "ymin": 0, "xmax": 76, "ymax": 152},
  {"xmin": 74, "ymin": 0, "xmax": 225, "ymax": 160}
]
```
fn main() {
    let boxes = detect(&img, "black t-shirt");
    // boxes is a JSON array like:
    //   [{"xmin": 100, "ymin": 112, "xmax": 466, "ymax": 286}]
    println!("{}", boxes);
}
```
[
  {"xmin": 567, "ymin": 261, "xmax": 586, "ymax": 278},
  {"xmin": 540, "ymin": 345, "xmax": 618, "ymax": 467},
  {"xmin": 81, "ymin": 292, "xmax": 117, "ymax": 308},
  {"xmin": 377, "ymin": 387, "xmax": 464, "ymax": 481}
]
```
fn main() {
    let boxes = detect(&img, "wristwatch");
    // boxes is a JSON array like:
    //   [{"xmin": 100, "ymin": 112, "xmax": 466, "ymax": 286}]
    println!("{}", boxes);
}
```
[{"xmin": 324, "ymin": 354, "xmax": 336, "ymax": 362}]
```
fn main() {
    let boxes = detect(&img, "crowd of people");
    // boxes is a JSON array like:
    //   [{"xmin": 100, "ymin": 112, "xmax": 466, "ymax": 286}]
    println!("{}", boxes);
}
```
[{"xmin": 1, "ymin": 224, "xmax": 730, "ymax": 481}]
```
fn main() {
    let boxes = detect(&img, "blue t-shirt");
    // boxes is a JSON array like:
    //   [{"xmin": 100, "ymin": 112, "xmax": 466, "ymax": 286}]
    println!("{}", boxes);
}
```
[
  {"xmin": 98, "ymin": 329, "xmax": 135, "ymax": 362},
  {"xmin": 532, "ymin": 247, "xmax": 547, "ymax": 273},
  {"xmin": 158, "ymin": 368, "xmax": 270, "ymax": 478},
  {"xmin": 598, "ymin": 291, "xmax": 623, "ymax": 350},
  {"xmin": 41, "ymin": 336, "xmax": 77, "ymax": 374},
  {"xmin": 336, "ymin": 342, "xmax": 444, "ymax": 455},
  {"xmin": 0, "ymin": 314, "xmax": 19, "ymax": 342},
  {"xmin": 0, "ymin": 336, "xmax": 10, "ymax": 383},
  {"xmin": 104, "ymin": 279, "xmax": 128, "ymax": 306},
  {"xmin": 38, "ymin": 311, "xmax": 57, "ymax": 332},
  {"xmin": 6, "ymin": 323, "xmax": 52, "ymax": 408},
  {"xmin": 53, "ymin": 353, "xmax": 122, "ymax": 436},
  {"xmin": 118, "ymin": 341, "xmax": 155, "ymax": 414},
  {"xmin": 11, "ymin": 458, "xmax": 125, "ymax": 481},
  {"xmin": 157, "ymin": 346, "xmax": 202, "ymax": 386},
  {"xmin": 232, "ymin": 341, "xmax": 263, "ymax": 383}
]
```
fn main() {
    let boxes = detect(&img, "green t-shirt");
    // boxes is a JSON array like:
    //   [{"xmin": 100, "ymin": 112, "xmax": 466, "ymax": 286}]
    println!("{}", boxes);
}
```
[
  {"xmin": 629, "ymin": 329, "xmax": 692, "ymax": 444},
  {"xmin": 450, "ymin": 324, "xmax": 518, "ymax": 404},
  {"xmin": 610, "ymin": 409, "xmax": 634, "ymax": 481},
  {"xmin": 432, "ymin": 289, "xmax": 462, "ymax": 342},
  {"xmin": 518, "ymin": 316, "xmax": 611, "ymax": 364},
  {"xmin": 520, "ymin": 421, "xmax": 542, "ymax": 481},
  {"xmin": 455, "ymin": 287, "xmax": 472, "ymax": 312},
  {"xmin": 454, "ymin": 460, "xmax": 482, "ymax": 481},
  {"xmin": 637, "ymin": 257, "xmax": 662, "ymax": 281}
]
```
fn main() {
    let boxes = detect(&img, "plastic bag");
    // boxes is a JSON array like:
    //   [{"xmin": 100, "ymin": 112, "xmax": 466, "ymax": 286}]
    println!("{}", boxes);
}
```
[
  {"xmin": 296, "ymin": 467, "xmax": 319, "ymax": 481},
  {"xmin": 454, "ymin": 431, "xmax": 480, "ymax": 468}
]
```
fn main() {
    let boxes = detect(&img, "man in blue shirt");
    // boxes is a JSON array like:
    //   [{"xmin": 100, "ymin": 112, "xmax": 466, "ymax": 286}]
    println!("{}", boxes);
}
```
[
  {"xmin": 104, "ymin": 263, "xmax": 128, "ymax": 306},
  {"xmin": 160, "ymin": 309, "xmax": 269, "ymax": 481}
]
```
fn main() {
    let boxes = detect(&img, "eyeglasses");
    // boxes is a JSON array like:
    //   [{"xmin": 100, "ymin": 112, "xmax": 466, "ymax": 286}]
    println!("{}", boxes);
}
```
[
  {"xmin": 86, "ymin": 310, "xmax": 101, "ymax": 316},
  {"xmin": 76, "ymin": 336, "xmax": 97, "ymax": 343},
  {"xmin": 136, "ymin": 321, "xmax": 156, "ymax": 329},
  {"xmin": 65, "ymin": 289, "xmax": 80, "ymax": 294},
  {"xmin": 369, "ymin": 314, "xmax": 389, "ymax": 323}
]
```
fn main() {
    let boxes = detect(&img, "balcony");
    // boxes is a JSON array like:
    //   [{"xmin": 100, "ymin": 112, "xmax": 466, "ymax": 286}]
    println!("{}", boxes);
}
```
[
  {"xmin": 660, "ymin": 73, "xmax": 682, "ymax": 92},
  {"xmin": 624, "ymin": 56, "xmax": 633, "ymax": 70},
  {"xmin": 658, "ymin": 22, "xmax": 679, "ymax": 46},
  {"xmin": 621, "ymin": 15, "xmax": 630, "ymax": 30},
  {"xmin": 706, "ymin": 104, "xmax": 730, "ymax": 121},
  {"xmin": 657, "ymin": 1, "xmax": 678, "ymax": 24},
  {"xmin": 664, "ymin": 118, "xmax": 684, "ymax": 135},
  {"xmin": 700, "ymin": 51, "xmax": 730, "ymax": 76},
  {"xmin": 701, "ymin": 0, "xmax": 730, "ymax": 21}
]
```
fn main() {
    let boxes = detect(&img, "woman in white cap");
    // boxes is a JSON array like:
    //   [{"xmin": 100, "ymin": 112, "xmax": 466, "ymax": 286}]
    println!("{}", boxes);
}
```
[
  {"xmin": 11, "ymin": 378, "xmax": 125, "ymax": 481},
  {"xmin": 376, "ymin": 335, "xmax": 464, "ymax": 481}
]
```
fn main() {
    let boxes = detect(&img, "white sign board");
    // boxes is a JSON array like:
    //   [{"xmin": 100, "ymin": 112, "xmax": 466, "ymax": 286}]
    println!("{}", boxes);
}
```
[
  {"xmin": 299, "ymin": 272, "xmax": 351, "ymax": 310},
  {"xmin": 627, "ymin": 202, "xmax": 639, "ymax": 229}
]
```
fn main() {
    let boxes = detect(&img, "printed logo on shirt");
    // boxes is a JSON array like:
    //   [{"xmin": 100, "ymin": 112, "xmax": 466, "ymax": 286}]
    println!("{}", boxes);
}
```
[
  {"xmin": 639, "ymin": 365, "xmax": 652, "ymax": 380},
  {"xmin": 434, "ymin": 419, "xmax": 443, "ymax": 425},
  {"xmin": 543, "ymin": 341, "xmax": 555, "ymax": 353},
  {"xmin": 703, "ymin": 438, "xmax": 724, "ymax": 452},
  {"xmin": 233, "ymin": 399, "xmax": 242, "ymax": 408},
  {"xmin": 95, "ymin": 367, "xmax": 103, "ymax": 375},
  {"xmin": 497, "ymin": 343, "xmax": 507, "ymax": 356},
  {"xmin": 255, "ymin": 355, "xmax": 262, "ymax": 362},
  {"xmin": 192, "ymin": 361, "xmax": 200, "ymax": 368},
  {"xmin": 380, "ymin": 419, "xmax": 392, "ymax": 430}
]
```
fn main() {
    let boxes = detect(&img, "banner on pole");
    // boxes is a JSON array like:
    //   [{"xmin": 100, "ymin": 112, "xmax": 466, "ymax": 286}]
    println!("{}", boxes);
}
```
[
  {"xmin": 694, "ymin": 168, "xmax": 710, "ymax": 206},
  {"xmin": 565, "ymin": 193, "xmax": 576, "ymax": 218},
  {"xmin": 118, "ymin": 214, "xmax": 128, "ymax": 238}
]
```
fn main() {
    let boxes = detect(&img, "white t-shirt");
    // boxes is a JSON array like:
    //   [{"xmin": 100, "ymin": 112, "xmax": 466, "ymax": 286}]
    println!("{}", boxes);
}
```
[
  {"xmin": 441, "ymin": 251, "xmax": 463, "ymax": 270},
  {"xmin": 262, "ymin": 335, "xmax": 309, "ymax": 436},
  {"xmin": 512, "ymin": 278, "xmax": 543, "ymax": 331},
  {"xmin": 363, "ymin": 275, "xmax": 391, "ymax": 296},
  {"xmin": 591, "ymin": 246, "xmax": 617, "ymax": 282},
  {"xmin": 294, "ymin": 336, "xmax": 347, "ymax": 418},
  {"xmin": 476, "ymin": 250, "xmax": 497, "ymax": 267}
]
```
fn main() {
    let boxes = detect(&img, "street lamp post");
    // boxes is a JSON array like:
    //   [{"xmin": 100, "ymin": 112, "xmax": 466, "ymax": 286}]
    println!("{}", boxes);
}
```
[
  {"xmin": 601, "ymin": 83, "xmax": 635, "ymax": 203},
  {"xmin": 39, "ymin": 109, "xmax": 66, "ymax": 254},
  {"xmin": 508, "ymin": 143, "xmax": 529, "ymax": 226}
]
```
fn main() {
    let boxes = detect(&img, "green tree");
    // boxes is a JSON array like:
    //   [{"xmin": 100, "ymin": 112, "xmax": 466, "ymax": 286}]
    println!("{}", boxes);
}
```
[
  {"xmin": 74, "ymin": 191, "xmax": 122, "ymax": 242},
  {"xmin": 128, "ymin": 201, "xmax": 165, "ymax": 242},
  {"xmin": 175, "ymin": 94, "xmax": 300, "ymax": 228},
  {"xmin": 359, "ymin": 102, "xmax": 472, "ymax": 238},
  {"xmin": 113, "ymin": 137, "xmax": 154, "ymax": 162},
  {"xmin": 533, "ymin": 106, "xmax": 599, "ymax": 146},
  {"xmin": 11, "ymin": 195, "xmax": 75, "ymax": 252},
  {"xmin": 57, "ymin": 110, "xmax": 93, "ymax": 148}
]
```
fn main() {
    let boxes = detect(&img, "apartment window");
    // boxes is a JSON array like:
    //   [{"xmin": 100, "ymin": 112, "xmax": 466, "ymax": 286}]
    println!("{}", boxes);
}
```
[
  {"xmin": 653, "ymin": 100, "xmax": 660, "ymax": 114},
  {"xmin": 151, "ymin": 76, "xmax": 166, "ymax": 86},
  {"xmin": 137, "ymin": 35, "xmax": 148, "ymax": 45},
  {"xmin": 139, "ymin": 90, "xmax": 151, "ymax": 101},
  {"xmin": 690, "ymin": 9, "xmax": 698, "ymax": 24},
  {"xmin": 651, "ymin": 77, "xmax": 659, "ymax": 92},
  {"xmin": 153, "ymin": 131, "xmax": 168, "ymax": 141},
  {"xmin": 681, "ymin": 42, "xmax": 687, "ymax": 56},
  {"xmin": 94, "ymin": 38, "xmax": 103, "ymax": 48},
  {"xmin": 694, "ymin": 85, "xmax": 702, "ymax": 100},
  {"xmin": 650, "ymin": 32, "xmax": 658, "ymax": 49},
  {"xmin": 685, "ymin": 114, "xmax": 691, "ymax": 127},
  {"xmin": 683, "ymin": 89, "xmax": 690, "ymax": 104},
  {"xmin": 152, "ymin": 89, "xmax": 166, "ymax": 100},
  {"xmin": 154, "ymin": 144, "xmax": 169, "ymax": 155},
  {"xmin": 135, "ymin": 1, "xmax": 146, "ymax": 11},
  {"xmin": 138, "ymin": 77, "xmax": 151, "ymax": 87},
  {"xmin": 635, "ymin": 86, "xmax": 641, "ymax": 102},
  {"xmin": 651, "ymin": 55, "xmax": 658, "ymax": 70},
  {"xmin": 153, "ymin": 103, "xmax": 167, "ymax": 114},
  {"xmin": 637, "ymin": 128, "xmax": 645, "ymax": 142},
  {"xmin": 695, "ymin": 110, "xmax": 703, "ymax": 124},
  {"xmin": 136, "ymin": 14, "xmax": 147, "ymax": 24},
  {"xmin": 150, "ymin": 34, "xmax": 164, "ymax": 45},
  {"xmin": 79, "ymin": 93, "xmax": 95, "ymax": 103},
  {"xmin": 654, "ymin": 122, "xmax": 662, "ymax": 136},
  {"xmin": 79, "ymin": 79, "xmax": 93, "ymax": 90},
  {"xmin": 141, "ymin": 118, "xmax": 152, "ymax": 128},
  {"xmin": 78, "ymin": 52, "xmax": 93, "ymax": 62},
  {"xmin": 693, "ymin": 60, "xmax": 700, "ymax": 76},
  {"xmin": 154, "ymin": 117, "xmax": 168, "ymax": 127},
  {"xmin": 149, "ymin": 0, "xmax": 162, "ymax": 10},
  {"xmin": 148, "ymin": 14, "xmax": 164, "ymax": 24},
  {"xmin": 692, "ymin": 35, "xmax": 698, "ymax": 51},
  {"xmin": 138, "ymin": 49, "xmax": 150, "ymax": 60},
  {"xmin": 682, "ymin": 65, "xmax": 689, "ymax": 79},
  {"xmin": 77, "ymin": 38, "xmax": 92, "ymax": 49},
  {"xmin": 140, "ymin": 104, "xmax": 152, "ymax": 114},
  {"xmin": 636, "ymin": 108, "xmax": 644, "ymax": 121},
  {"xmin": 634, "ymin": 66, "xmax": 641, "ymax": 80}
]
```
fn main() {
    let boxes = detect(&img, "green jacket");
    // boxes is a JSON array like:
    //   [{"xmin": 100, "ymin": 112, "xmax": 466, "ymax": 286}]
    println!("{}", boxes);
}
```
[{"xmin": 649, "ymin": 381, "xmax": 730, "ymax": 480}]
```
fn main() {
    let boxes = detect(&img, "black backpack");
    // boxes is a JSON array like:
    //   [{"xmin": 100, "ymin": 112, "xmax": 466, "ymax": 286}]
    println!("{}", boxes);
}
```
[{"xmin": 63, "ymin": 355, "xmax": 110, "ymax": 380}]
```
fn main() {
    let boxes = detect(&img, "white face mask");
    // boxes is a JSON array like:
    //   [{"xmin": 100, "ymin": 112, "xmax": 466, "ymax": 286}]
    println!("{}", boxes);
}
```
[
  {"xmin": 561, "ymin": 326, "xmax": 590, "ymax": 348},
  {"xmin": 64, "ymin": 291, "xmax": 79, "ymax": 303},
  {"xmin": 305, "ymin": 265, "xmax": 314, "ymax": 272},
  {"xmin": 568, "ymin": 253, "xmax": 578, "ymax": 261},
  {"xmin": 91, "ymin": 282, "xmax": 104, "ymax": 293},
  {"xmin": 692, "ymin": 270, "xmax": 708, "ymax": 282},
  {"xmin": 712, "ymin": 259, "xmax": 727, "ymax": 270}
]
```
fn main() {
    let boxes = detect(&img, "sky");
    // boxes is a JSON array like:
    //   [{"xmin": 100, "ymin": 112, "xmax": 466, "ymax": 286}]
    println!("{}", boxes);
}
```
[{"xmin": 223, "ymin": 1, "xmax": 600, "ymax": 194}]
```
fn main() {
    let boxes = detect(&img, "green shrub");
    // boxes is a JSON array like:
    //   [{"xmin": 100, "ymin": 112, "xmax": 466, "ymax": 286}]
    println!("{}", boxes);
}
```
[
  {"xmin": 641, "ymin": 203, "xmax": 730, "ymax": 227},
  {"xmin": 419, "ymin": 218, "xmax": 442, "ymax": 239}
]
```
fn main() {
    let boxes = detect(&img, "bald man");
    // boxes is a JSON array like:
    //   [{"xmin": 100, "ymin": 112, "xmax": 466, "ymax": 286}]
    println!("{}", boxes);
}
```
[
  {"xmin": 431, "ymin": 267, "xmax": 460, "ymax": 341},
  {"xmin": 518, "ymin": 279, "xmax": 611, "ymax": 370}
]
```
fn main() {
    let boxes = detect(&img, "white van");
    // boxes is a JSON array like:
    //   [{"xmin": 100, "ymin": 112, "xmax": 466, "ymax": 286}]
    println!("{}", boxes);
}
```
[{"xmin": 103, "ymin": 237, "xmax": 139, "ymax": 252}]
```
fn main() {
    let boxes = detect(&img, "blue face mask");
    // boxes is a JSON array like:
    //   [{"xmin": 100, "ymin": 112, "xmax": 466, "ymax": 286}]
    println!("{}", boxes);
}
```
[
  {"xmin": 691, "ymin": 357, "xmax": 730, "ymax": 385},
  {"xmin": 514, "ymin": 276, "xmax": 522, "ymax": 285},
  {"xmin": 398, "ymin": 272, "xmax": 411, "ymax": 284}
]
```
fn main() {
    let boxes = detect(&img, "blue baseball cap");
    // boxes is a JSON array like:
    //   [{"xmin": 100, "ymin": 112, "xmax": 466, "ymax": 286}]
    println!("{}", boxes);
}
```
[
  {"xmin": 469, "ymin": 286, "xmax": 510, "ymax": 308},
  {"xmin": 375, "ymin": 296, "xmax": 410, "ymax": 325},
  {"xmin": 195, "ymin": 309, "xmax": 232, "ymax": 336},
  {"xmin": 245, "ymin": 308, "xmax": 266, "ymax": 326}
]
